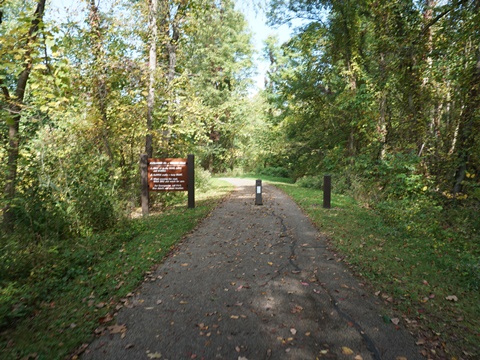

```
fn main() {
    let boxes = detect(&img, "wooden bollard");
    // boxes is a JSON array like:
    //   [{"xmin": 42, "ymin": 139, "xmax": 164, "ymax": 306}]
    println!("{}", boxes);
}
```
[{"xmin": 323, "ymin": 175, "xmax": 331, "ymax": 209}]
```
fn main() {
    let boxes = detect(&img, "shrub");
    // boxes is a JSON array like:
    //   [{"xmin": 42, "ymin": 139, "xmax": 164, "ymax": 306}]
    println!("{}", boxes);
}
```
[
  {"xmin": 295, "ymin": 175, "xmax": 323, "ymax": 189},
  {"xmin": 257, "ymin": 166, "xmax": 291, "ymax": 178},
  {"xmin": 195, "ymin": 166, "xmax": 212, "ymax": 190}
]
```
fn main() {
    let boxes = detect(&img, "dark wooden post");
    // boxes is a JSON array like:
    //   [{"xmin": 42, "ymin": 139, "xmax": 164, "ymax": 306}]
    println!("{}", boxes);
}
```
[
  {"xmin": 255, "ymin": 179, "xmax": 263, "ymax": 205},
  {"xmin": 140, "ymin": 154, "xmax": 149, "ymax": 216},
  {"xmin": 323, "ymin": 175, "xmax": 331, "ymax": 209},
  {"xmin": 187, "ymin": 154, "xmax": 195, "ymax": 209}
]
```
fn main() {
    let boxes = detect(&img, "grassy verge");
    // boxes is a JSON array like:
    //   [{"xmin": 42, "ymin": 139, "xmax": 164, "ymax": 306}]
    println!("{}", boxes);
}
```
[
  {"xmin": 0, "ymin": 179, "xmax": 233, "ymax": 360},
  {"xmin": 255, "ymin": 176, "xmax": 479, "ymax": 359}
]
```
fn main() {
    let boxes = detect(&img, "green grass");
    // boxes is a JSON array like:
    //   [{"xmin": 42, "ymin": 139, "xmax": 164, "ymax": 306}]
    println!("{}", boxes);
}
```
[
  {"xmin": 269, "ymin": 181, "xmax": 480, "ymax": 359},
  {"xmin": 0, "ymin": 179, "xmax": 233, "ymax": 360},
  {"xmin": 235, "ymin": 173, "xmax": 296, "ymax": 184}
]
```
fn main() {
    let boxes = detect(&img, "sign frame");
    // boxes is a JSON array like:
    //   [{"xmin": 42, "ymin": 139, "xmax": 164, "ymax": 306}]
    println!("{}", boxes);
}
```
[{"xmin": 140, "ymin": 154, "xmax": 195, "ymax": 216}]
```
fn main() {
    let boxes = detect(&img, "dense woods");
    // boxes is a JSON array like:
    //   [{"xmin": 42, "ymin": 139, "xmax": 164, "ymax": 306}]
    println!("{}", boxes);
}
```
[
  {"xmin": 1, "ymin": 0, "xmax": 254, "ymax": 238},
  {"xmin": 261, "ymin": 0, "xmax": 479, "ymax": 261},
  {"xmin": 1, "ymin": 0, "xmax": 479, "ymax": 357},
  {"xmin": 263, "ymin": 0, "xmax": 479, "ymax": 199}
]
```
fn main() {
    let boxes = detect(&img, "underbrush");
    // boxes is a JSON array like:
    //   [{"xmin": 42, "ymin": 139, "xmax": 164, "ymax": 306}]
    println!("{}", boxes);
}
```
[{"xmin": 0, "ymin": 179, "xmax": 233, "ymax": 360}]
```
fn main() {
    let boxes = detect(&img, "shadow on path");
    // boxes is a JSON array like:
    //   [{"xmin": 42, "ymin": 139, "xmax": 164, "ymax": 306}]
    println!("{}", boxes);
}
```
[{"xmin": 82, "ymin": 179, "xmax": 423, "ymax": 360}]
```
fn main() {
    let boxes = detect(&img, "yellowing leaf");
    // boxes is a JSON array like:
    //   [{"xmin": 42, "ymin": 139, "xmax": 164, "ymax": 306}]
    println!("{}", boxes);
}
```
[
  {"xmin": 146, "ymin": 352, "xmax": 162, "ymax": 359},
  {"xmin": 341, "ymin": 346, "xmax": 354, "ymax": 355}
]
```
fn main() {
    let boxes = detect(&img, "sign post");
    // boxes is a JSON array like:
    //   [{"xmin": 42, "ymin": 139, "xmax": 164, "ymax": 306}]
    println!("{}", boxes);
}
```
[{"xmin": 187, "ymin": 154, "xmax": 195, "ymax": 209}]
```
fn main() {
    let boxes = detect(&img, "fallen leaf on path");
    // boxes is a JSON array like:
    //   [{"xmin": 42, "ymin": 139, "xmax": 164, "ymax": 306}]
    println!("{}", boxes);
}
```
[
  {"xmin": 99, "ymin": 314, "xmax": 113, "ymax": 324},
  {"xmin": 342, "ymin": 346, "xmax": 354, "ymax": 355},
  {"xmin": 391, "ymin": 318, "xmax": 400, "ymax": 325},
  {"xmin": 125, "ymin": 344, "xmax": 134, "ymax": 349},
  {"xmin": 446, "ymin": 295, "xmax": 458, "ymax": 302},
  {"xmin": 146, "ymin": 351, "xmax": 162, "ymax": 359},
  {"xmin": 181, "ymin": 263, "xmax": 189, "ymax": 267},
  {"xmin": 108, "ymin": 324, "xmax": 126, "ymax": 335},
  {"xmin": 230, "ymin": 315, "xmax": 239, "ymax": 319},
  {"xmin": 355, "ymin": 356, "xmax": 363, "ymax": 360},
  {"xmin": 291, "ymin": 305, "xmax": 303, "ymax": 314},
  {"xmin": 290, "ymin": 328, "xmax": 297, "ymax": 335}
]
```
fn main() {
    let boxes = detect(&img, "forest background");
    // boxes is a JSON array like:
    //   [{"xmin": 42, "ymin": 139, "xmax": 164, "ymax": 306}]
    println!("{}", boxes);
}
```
[{"xmin": 0, "ymin": 0, "xmax": 479, "ymax": 358}]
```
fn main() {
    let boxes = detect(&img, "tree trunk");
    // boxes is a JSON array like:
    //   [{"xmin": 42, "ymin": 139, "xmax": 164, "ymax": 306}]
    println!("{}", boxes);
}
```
[
  {"xmin": 160, "ymin": 0, "xmax": 181, "ymax": 154},
  {"xmin": 2, "ymin": 0, "xmax": 46, "ymax": 232},
  {"xmin": 146, "ymin": 0, "xmax": 158, "ymax": 158},
  {"xmin": 88, "ymin": 0, "xmax": 114, "ymax": 163},
  {"xmin": 453, "ymin": 45, "xmax": 480, "ymax": 194},
  {"xmin": 418, "ymin": 0, "xmax": 437, "ymax": 158}
]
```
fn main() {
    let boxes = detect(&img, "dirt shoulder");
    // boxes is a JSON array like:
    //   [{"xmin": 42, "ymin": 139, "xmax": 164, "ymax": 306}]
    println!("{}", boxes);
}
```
[{"xmin": 81, "ymin": 179, "xmax": 423, "ymax": 360}]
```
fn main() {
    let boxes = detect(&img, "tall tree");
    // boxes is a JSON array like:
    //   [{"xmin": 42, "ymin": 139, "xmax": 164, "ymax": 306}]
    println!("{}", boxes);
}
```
[
  {"xmin": 182, "ymin": 0, "xmax": 254, "ymax": 171},
  {"xmin": 1, "ymin": 0, "xmax": 47, "ymax": 231},
  {"xmin": 146, "ymin": 0, "xmax": 158, "ymax": 158},
  {"xmin": 88, "ymin": 0, "xmax": 115, "ymax": 162}
]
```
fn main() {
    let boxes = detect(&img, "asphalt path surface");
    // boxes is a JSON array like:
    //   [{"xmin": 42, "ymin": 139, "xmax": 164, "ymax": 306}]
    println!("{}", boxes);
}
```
[{"xmin": 81, "ymin": 179, "xmax": 423, "ymax": 360}]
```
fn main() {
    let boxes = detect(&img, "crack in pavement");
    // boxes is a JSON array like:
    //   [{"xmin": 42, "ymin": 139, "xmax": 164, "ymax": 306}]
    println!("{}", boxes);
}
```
[{"xmin": 80, "ymin": 179, "xmax": 424, "ymax": 360}]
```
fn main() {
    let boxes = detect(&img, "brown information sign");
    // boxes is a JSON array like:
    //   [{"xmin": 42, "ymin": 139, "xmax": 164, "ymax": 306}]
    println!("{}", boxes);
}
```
[{"xmin": 148, "ymin": 158, "xmax": 188, "ymax": 191}]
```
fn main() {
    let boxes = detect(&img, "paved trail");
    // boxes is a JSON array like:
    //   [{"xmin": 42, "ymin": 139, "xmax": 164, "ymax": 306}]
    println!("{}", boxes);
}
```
[{"xmin": 82, "ymin": 179, "xmax": 423, "ymax": 360}]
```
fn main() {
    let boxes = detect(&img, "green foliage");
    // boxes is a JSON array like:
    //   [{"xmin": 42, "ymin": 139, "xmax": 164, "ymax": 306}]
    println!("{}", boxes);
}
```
[
  {"xmin": 195, "ymin": 166, "xmax": 213, "ymax": 190},
  {"xmin": 256, "ymin": 166, "xmax": 291, "ymax": 178},
  {"xmin": 262, "ymin": 0, "xmax": 480, "ymax": 203},
  {"xmin": 295, "ymin": 175, "xmax": 323, "ymax": 189},
  {"xmin": 0, "ymin": 179, "xmax": 232, "ymax": 359}
]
